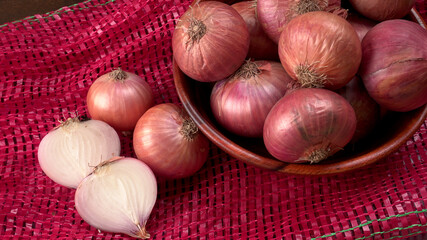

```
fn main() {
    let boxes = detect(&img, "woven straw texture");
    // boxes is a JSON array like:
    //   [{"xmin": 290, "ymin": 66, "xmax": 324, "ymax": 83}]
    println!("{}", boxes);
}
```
[{"xmin": 1, "ymin": 0, "xmax": 427, "ymax": 239}]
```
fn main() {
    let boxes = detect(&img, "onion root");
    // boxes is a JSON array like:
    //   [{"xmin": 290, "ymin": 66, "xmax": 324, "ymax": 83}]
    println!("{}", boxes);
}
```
[
  {"xmin": 295, "ymin": 63, "xmax": 327, "ymax": 88},
  {"xmin": 234, "ymin": 60, "xmax": 261, "ymax": 79},
  {"xmin": 187, "ymin": 18, "xmax": 207, "ymax": 45},
  {"xmin": 179, "ymin": 118, "xmax": 198, "ymax": 141},
  {"xmin": 55, "ymin": 116, "xmax": 79, "ymax": 130},
  {"xmin": 292, "ymin": 0, "xmax": 327, "ymax": 15},
  {"xmin": 308, "ymin": 148, "xmax": 330, "ymax": 164},
  {"xmin": 109, "ymin": 68, "xmax": 127, "ymax": 81}
]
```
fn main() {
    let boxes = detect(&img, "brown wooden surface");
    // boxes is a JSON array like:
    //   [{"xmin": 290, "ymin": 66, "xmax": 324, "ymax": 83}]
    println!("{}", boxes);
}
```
[{"xmin": 0, "ymin": 0, "xmax": 84, "ymax": 24}]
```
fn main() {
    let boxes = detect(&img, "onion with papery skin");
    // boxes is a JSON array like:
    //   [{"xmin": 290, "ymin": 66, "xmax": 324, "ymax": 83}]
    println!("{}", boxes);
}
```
[
  {"xmin": 133, "ymin": 103, "xmax": 209, "ymax": 179},
  {"xmin": 172, "ymin": 1, "xmax": 250, "ymax": 82},
  {"xmin": 232, "ymin": 0, "xmax": 279, "ymax": 60},
  {"xmin": 87, "ymin": 68, "xmax": 154, "ymax": 132},
  {"xmin": 75, "ymin": 157, "xmax": 157, "ymax": 239},
  {"xmin": 349, "ymin": 0, "xmax": 416, "ymax": 22},
  {"xmin": 278, "ymin": 11, "xmax": 362, "ymax": 90},
  {"xmin": 359, "ymin": 19, "xmax": 427, "ymax": 112},
  {"xmin": 336, "ymin": 76, "xmax": 380, "ymax": 143},
  {"xmin": 346, "ymin": 13, "xmax": 377, "ymax": 42},
  {"xmin": 37, "ymin": 117, "xmax": 121, "ymax": 188},
  {"xmin": 263, "ymin": 88, "xmax": 356, "ymax": 164},
  {"xmin": 210, "ymin": 60, "xmax": 294, "ymax": 138},
  {"xmin": 257, "ymin": 0, "xmax": 344, "ymax": 43}
]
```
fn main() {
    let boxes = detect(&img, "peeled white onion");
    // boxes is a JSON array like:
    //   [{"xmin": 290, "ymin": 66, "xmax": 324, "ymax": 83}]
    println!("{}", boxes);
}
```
[
  {"xmin": 75, "ymin": 157, "xmax": 157, "ymax": 239},
  {"xmin": 37, "ymin": 117, "xmax": 121, "ymax": 188}
]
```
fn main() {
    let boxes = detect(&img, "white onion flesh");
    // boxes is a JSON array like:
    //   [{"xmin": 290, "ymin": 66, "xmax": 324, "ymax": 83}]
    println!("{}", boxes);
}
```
[
  {"xmin": 75, "ymin": 157, "xmax": 157, "ymax": 239},
  {"xmin": 37, "ymin": 118, "xmax": 121, "ymax": 188}
]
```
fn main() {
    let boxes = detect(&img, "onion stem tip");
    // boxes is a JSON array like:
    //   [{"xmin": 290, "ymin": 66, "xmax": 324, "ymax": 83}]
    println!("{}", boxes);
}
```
[
  {"xmin": 136, "ymin": 225, "xmax": 150, "ymax": 239},
  {"xmin": 187, "ymin": 18, "xmax": 206, "ymax": 44},
  {"xmin": 109, "ymin": 68, "xmax": 128, "ymax": 81}
]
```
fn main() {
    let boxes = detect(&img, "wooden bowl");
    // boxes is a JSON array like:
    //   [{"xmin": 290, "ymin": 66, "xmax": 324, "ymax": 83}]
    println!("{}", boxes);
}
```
[{"xmin": 173, "ymin": 3, "xmax": 427, "ymax": 175}]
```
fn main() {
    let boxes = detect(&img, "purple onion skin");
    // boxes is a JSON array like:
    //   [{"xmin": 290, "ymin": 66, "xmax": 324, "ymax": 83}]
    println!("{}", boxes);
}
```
[
  {"xmin": 278, "ymin": 11, "xmax": 362, "ymax": 90},
  {"xmin": 346, "ymin": 13, "xmax": 377, "ymax": 42},
  {"xmin": 263, "ymin": 88, "xmax": 357, "ymax": 164},
  {"xmin": 172, "ymin": 1, "xmax": 250, "ymax": 82},
  {"xmin": 210, "ymin": 61, "xmax": 293, "ymax": 138},
  {"xmin": 336, "ymin": 76, "xmax": 381, "ymax": 143},
  {"xmin": 359, "ymin": 19, "xmax": 427, "ymax": 112},
  {"xmin": 257, "ymin": 0, "xmax": 342, "ymax": 44},
  {"xmin": 232, "ymin": 1, "xmax": 279, "ymax": 61},
  {"xmin": 349, "ymin": 0, "xmax": 416, "ymax": 22},
  {"xmin": 257, "ymin": 0, "xmax": 290, "ymax": 44}
]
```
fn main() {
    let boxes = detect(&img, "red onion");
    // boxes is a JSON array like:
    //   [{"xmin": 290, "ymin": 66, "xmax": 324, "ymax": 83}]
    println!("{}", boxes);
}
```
[
  {"xmin": 278, "ymin": 11, "xmax": 362, "ymax": 90},
  {"xmin": 263, "ymin": 88, "xmax": 357, "ymax": 164},
  {"xmin": 336, "ymin": 76, "xmax": 380, "ymax": 143},
  {"xmin": 133, "ymin": 103, "xmax": 209, "ymax": 179},
  {"xmin": 210, "ymin": 60, "xmax": 294, "ymax": 138},
  {"xmin": 232, "ymin": 1, "xmax": 279, "ymax": 60},
  {"xmin": 346, "ymin": 13, "xmax": 377, "ymax": 42},
  {"xmin": 87, "ymin": 69, "xmax": 154, "ymax": 132},
  {"xmin": 349, "ymin": 0, "xmax": 416, "ymax": 22},
  {"xmin": 359, "ymin": 19, "xmax": 427, "ymax": 112},
  {"xmin": 172, "ymin": 1, "xmax": 250, "ymax": 82},
  {"xmin": 257, "ymin": 0, "xmax": 343, "ymax": 43}
]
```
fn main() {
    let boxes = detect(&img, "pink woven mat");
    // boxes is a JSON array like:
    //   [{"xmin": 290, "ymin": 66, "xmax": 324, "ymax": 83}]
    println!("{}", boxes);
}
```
[{"xmin": 1, "ymin": 0, "xmax": 427, "ymax": 239}]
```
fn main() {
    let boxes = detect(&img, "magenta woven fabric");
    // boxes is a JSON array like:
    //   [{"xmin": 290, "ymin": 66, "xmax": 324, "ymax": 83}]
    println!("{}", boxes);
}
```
[{"xmin": 1, "ymin": 0, "xmax": 427, "ymax": 239}]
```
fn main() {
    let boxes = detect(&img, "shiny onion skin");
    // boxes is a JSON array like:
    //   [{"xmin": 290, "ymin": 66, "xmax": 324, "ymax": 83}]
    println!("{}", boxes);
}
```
[
  {"xmin": 210, "ymin": 60, "xmax": 293, "ymax": 138},
  {"xmin": 278, "ymin": 11, "xmax": 362, "ymax": 90},
  {"xmin": 336, "ymin": 76, "xmax": 380, "ymax": 143},
  {"xmin": 346, "ymin": 13, "xmax": 377, "ymax": 42},
  {"xmin": 257, "ymin": 0, "xmax": 342, "ymax": 43},
  {"xmin": 359, "ymin": 20, "xmax": 427, "ymax": 112},
  {"xmin": 87, "ymin": 69, "xmax": 154, "ymax": 132},
  {"xmin": 263, "ymin": 88, "xmax": 357, "ymax": 164},
  {"xmin": 172, "ymin": 1, "xmax": 250, "ymax": 82},
  {"xmin": 133, "ymin": 103, "xmax": 209, "ymax": 179},
  {"xmin": 232, "ymin": 1, "xmax": 279, "ymax": 60},
  {"xmin": 349, "ymin": 0, "xmax": 416, "ymax": 22}
]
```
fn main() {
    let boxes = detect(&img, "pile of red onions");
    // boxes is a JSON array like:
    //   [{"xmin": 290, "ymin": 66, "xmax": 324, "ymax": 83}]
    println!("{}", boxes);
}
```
[
  {"xmin": 37, "ymin": 1, "xmax": 427, "ymax": 237},
  {"xmin": 171, "ymin": 0, "xmax": 426, "ymax": 165},
  {"xmin": 82, "ymin": 1, "xmax": 427, "ymax": 172},
  {"xmin": 34, "ymin": 0, "xmax": 427, "ymax": 239}
]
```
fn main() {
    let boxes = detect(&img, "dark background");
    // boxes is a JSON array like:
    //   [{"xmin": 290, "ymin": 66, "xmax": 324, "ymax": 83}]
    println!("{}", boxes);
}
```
[{"xmin": 0, "ymin": 0, "xmax": 84, "ymax": 24}]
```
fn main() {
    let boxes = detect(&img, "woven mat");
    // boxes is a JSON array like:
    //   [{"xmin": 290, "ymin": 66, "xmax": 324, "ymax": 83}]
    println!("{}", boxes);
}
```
[{"xmin": 1, "ymin": 0, "xmax": 427, "ymax": 239}]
